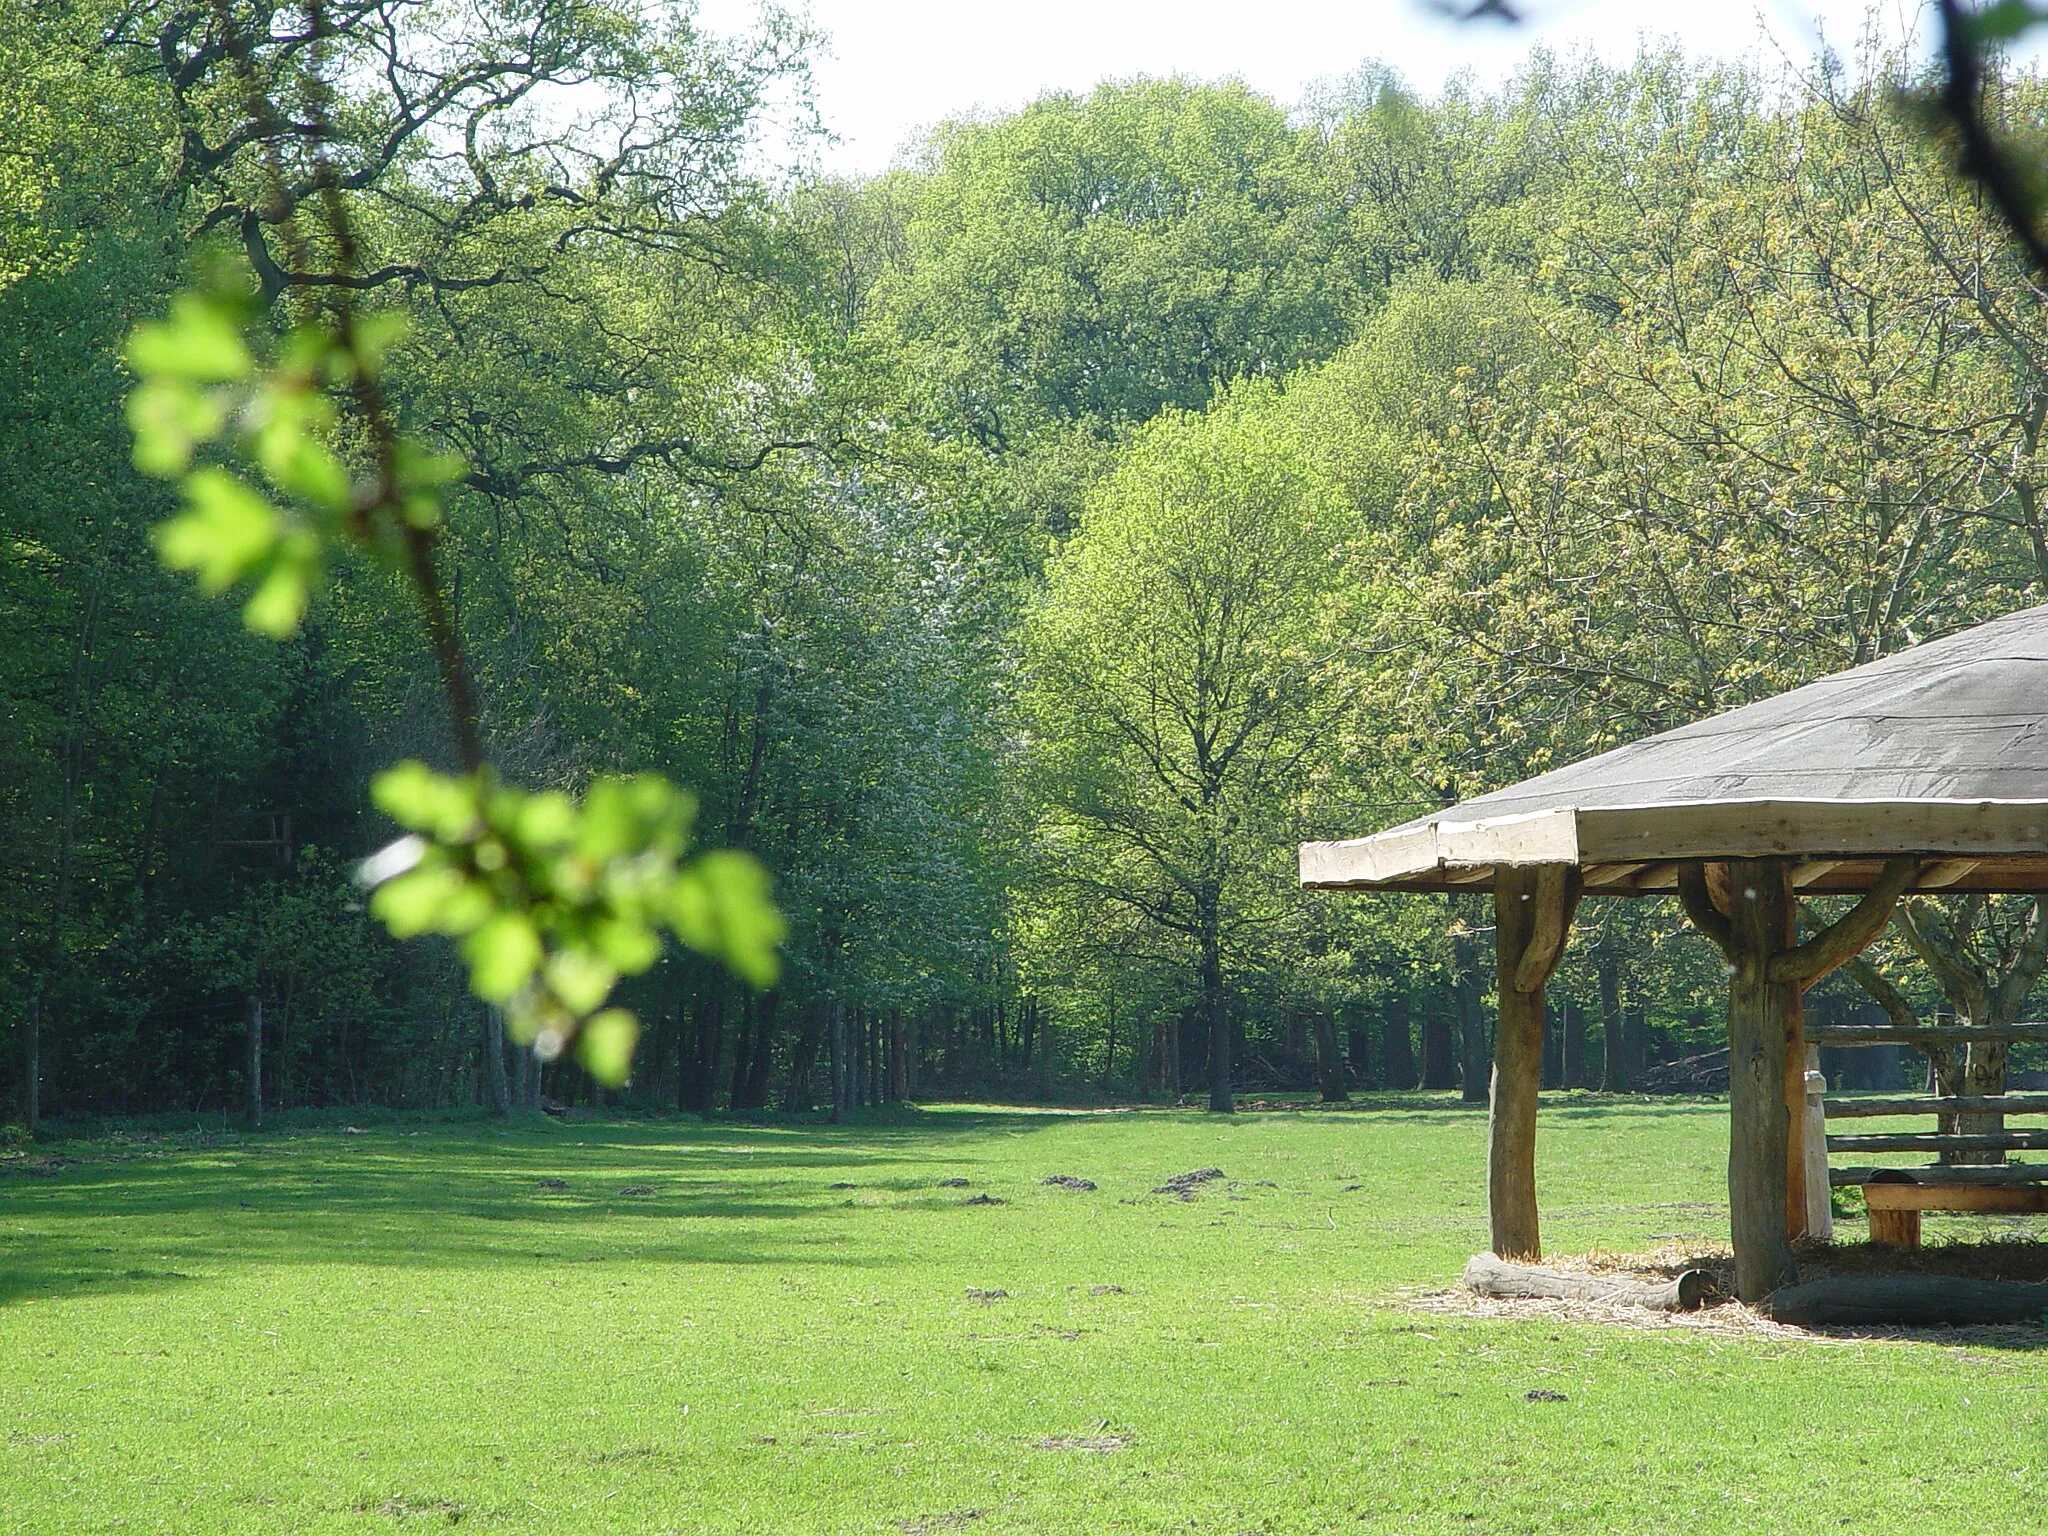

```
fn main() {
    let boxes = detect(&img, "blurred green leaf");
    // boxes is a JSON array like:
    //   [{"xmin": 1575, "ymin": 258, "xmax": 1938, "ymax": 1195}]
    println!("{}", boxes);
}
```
[
  {"xmin": 126, "ymin": 292, "xmax": 253, "ymax": 382},
  {"xmin": 155, "ymin": 468, "xmax": 280, "ymax": 594},
  {"xmin": 464, "ymin": 911, "xmax": 543, "ymax": 1002},
  {"xmin": 576, "ymin": 1009, "xmax": 639, "ymax": 1087},
  {"xmin": 126, "ymin": 378, "xmax": 227, "ymax": 476}
]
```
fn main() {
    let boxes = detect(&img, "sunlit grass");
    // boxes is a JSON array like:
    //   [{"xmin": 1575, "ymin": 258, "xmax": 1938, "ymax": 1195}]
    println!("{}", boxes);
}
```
[{"xmin": 3, "ymin": 1097, "xmax": 2044, "ymax": 1534}]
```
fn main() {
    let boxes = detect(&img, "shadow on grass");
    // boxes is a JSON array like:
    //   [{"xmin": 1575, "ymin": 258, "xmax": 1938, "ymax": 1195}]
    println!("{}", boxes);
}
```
[{"xmin": 0, "ymin": 1109, "xmax": 1084, "ymax": 1307}]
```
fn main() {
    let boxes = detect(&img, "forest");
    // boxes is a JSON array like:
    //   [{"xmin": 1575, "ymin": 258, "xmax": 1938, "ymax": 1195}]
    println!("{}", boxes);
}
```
[{"xmin": 10, "ymin": 0, "xmax": 2048, "ymax": 1124}]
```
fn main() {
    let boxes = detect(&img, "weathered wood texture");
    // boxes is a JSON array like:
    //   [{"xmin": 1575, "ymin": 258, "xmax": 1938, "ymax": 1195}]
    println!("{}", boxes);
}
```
[
  {"xmin": 1462, "ymin": 1254, "xmax": 1708, "ymax": 1312},
  {"xmin": 1825, "ymin": 1093, "xmax": 2048, "ymax": 1118},
  {"xmin": 1809, "ymin": 1023, "xmax": 2048, "ymax": 1045},
  {"xmin": 1828, "ymin": 1131, "xmax": 2048, "ymax": 1153},
  {"xmin": 1831, "ymin": 1163, "xmax": 2048, "ymax": 1185},
  {"xmin": 1765, "ymin": 1275, "xmax": 2048, "ymax": 1327},
  {"xmin": 1866, "ymin": 1181, "xmax": 2048, "ymax": 1214},
  {"xmin": 1487, "ymin": 866, "xmax": 1579, "ymax": 1262}
]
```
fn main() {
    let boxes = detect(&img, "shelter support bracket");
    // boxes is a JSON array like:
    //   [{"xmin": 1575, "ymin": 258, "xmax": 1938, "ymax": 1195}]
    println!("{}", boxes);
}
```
[
  {"xmin": 1679, "ymin": 855, "xmax": 1918, "ymax": 1302},
  {"xmin": 1488, "ymin": 865, "xmax": 1581, "ymax": 1261}
]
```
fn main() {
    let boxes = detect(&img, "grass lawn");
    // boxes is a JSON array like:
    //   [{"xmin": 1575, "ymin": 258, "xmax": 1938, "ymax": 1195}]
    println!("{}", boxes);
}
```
[{"xmin": 4, "ymin": 1095, "xmax": 2046, "ymax": 1534}]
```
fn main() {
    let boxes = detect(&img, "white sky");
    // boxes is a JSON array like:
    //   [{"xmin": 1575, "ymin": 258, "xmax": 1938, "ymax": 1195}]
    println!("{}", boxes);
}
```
[{"xmin": 692, "ymin": 0, "xmax": 1987, "ymax": 174}]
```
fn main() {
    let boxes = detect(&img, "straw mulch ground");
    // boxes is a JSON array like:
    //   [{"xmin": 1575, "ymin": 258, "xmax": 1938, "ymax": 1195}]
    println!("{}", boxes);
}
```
[{"xmin": 1404, "ymin": 1236, "xmax": 2048, "ymax": 1347}]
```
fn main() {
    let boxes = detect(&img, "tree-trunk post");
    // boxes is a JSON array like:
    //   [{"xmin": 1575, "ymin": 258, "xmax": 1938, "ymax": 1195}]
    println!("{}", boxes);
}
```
[
  {"xmin": 1681, "ymin": 854, "xmax": 1917, "ymax": 1303},
  {"xmin": 246, "ymin": 995, "xmax": 263, "ymax": 1130},
  {"xmin": 25, "ymin": 992, "xmax": 40, "ymax": 1139},
  {"xmin": 1721, "ymin": 859, "xmax": 1801, "ymax": 1298},
  {"xmin": 1488, "ymin": 865, "xmax": 1580, "ymax": 1262}
]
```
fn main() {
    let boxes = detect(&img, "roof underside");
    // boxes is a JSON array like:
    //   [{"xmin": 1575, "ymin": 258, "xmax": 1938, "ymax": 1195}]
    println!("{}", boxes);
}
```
[{"xmin": 1301, "ymin": 603, "xmax": 2048, "ymax": 896}]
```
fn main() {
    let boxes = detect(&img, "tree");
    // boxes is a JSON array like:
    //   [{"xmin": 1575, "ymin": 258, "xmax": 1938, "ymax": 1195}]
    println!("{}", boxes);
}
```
[{"xmin": 1022, "ymin": 384, "xmax": 1369, "ymax": 1111}]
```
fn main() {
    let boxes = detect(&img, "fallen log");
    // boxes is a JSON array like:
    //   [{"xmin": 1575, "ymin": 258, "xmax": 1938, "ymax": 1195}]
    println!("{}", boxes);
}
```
[
  {"xmin": 1462, "ymin": 1253, "xmax": 1708, "ymax": 1312},
  {"xmin": 1764, "ymin": 1276, "xmax": 2048, "ymax": 1328}
]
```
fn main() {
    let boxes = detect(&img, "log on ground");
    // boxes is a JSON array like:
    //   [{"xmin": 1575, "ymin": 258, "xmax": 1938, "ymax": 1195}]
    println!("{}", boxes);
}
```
[
  {"xmin": 1764, "ymin": 1276, "xmax": 2048, "ymax": 1328},
  {"xmin": 1462, "ymin": 1254, "xmax": 1708, "ymax": 1312}
]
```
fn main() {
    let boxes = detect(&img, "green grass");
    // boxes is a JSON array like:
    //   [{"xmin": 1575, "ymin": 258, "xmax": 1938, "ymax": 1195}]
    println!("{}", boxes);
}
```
[{"xmin": 4, "ymin": 1096, "xmax": 2047, "ymax": 1534}]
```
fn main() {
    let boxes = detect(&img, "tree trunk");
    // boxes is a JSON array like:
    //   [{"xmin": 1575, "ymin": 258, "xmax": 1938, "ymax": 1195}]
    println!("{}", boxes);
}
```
[
  {"xmin": 514, "ymin": 1041, "xmax": 535, "ymax": 1113},
  {"xmin": 1560, "ymin": 998, "xmax": 1586, "ymax": 1089},
  {"xmin": 827, "ymin": 1000, "xmax": 849, "ymax": 1124},
  {"xmin": 728, "ymin": 992, "xmax": 757, "ymax": 1106},
  {"xmin": 784, "ymin": 1001, "xmax": 825, "ymax": 1112},
  {"xmin": 25, "ymin": 992, "xmax": 40, "ymax": 1138},
  {"xmin": 246, "ymin": 995, "xmax": 263, "ymax": 1130},
  {"xmin": 1452, "ymin": 927, "xmax": 1488, "ymax": 1104},
  {"xmin": 690, "ymin": 978, "xmax": 726, "ymax": 1113},
  {"xmin": 1622, "ymin": 999, "xmax": 1647, "ymax": 1088},
  {"xmin": 1381, "ymin": 993, "xmax": 1417, "ymax": 1091},
  {"xmin": 1162, "ymin": 1011, "xmax": 1181, "ymax": 1099},
  {"xmin": 1598, "ymin": 954, "xmax": 1626, "ymax": 1092},
  {"xmin": 1421, "ymin": 1006, "xmax": 1458, "ymax": 1090},
  {"xmin": 1347, "ymin": 1026, "xmax": 1374, "ymax": 1090},
  {"xmin": 739, "ymin": 992, "xmax": 779, "ymax": 1110},
  {"xmin": 483, "ymin": 1005, "xmax": 510, "ymax": 1115},
  {"xmin": 889, "ymin": 1007, "xmax": 907, "ymax": 1103},
  {"xmin": 1200, "ymin": 891, "xmax": 1231, "ymax": 1113},
  {"xmin": 1314, "ymin": 1010, "xmax": 1348, "ymax": 1103}
]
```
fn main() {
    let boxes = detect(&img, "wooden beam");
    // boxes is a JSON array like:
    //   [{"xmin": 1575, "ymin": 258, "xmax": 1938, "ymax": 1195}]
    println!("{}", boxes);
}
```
[
  {"xmin": 1807, "ymin": 1022, "xmax": 2048, "ymax": 1044},
  {"xmin": 1300, "ymin": 800, "xmax": 2048, "ymax": 893},
  {"xmin": 1825, "ymin": 1093, "xmax": 2048, "ymax": 1118},
  {"xmin": 1789, "ymin": 860, "xmax": 1844, "ymax": 888},
  {"xmin": 1828, "ymin": 1130, "xmax": 2048, "ymax": 1153},
  {"xmin": 1918, "ymin": 859, "xmax": 1982, "ymax": 889},
  {"xmin": 1831, "ymin": 1163, "xmax": 2048, "ymax": 1185},
  {"xmin": 1770, "ymin": 856, "xmax": 1919, "ymax": 984},
  {"xmin": 1862, "ymin": 1182, "xmax": 2048, "ymax": 1214},
  {"xmin": 1576, "ymin": 799, "xmax": 2048, "ymax": 863}
]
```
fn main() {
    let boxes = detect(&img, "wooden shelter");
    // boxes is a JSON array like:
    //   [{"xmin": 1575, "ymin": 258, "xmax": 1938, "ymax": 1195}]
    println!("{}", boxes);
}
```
[{"xmin": 1300, "ymin": 603, "xmax": 2048, "ymax": 1302}]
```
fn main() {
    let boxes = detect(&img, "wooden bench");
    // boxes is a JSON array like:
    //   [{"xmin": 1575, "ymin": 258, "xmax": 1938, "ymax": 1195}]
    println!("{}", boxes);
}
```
[
  {"xmin": 1861, "ymin": 1172, "xmax": 2048, "ymax": 1248},
  {"xmin": 1810, "ymin": 1022, "xmax": 2048, "ymax": 1249}
]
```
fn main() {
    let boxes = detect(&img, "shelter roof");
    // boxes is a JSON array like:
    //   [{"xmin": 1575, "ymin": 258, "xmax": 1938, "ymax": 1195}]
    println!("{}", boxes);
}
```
[{"xmin": 1300, "ymin": 603, "xmax": 2048, "ymax": 896}]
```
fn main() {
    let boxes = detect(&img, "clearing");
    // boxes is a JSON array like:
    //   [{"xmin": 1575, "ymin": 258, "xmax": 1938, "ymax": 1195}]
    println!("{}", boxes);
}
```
[{"xmin": 4, "ymin": 1098, "xmax": 2046, "ymax": 1533}]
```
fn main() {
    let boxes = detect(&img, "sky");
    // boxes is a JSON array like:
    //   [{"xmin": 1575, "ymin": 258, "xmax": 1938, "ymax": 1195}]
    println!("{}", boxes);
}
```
[{"xmin": 691, "ymin": 0, "xmax": 1985, "ymax": 174}]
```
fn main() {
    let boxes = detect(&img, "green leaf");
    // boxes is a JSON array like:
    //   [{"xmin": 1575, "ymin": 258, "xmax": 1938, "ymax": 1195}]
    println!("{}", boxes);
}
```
[
  {"xmin": 575, "ymin": 1009, "xmax": 639, "ymax": 1087},
  {"xmin": 668, "ymin": 850, "xmax": 784, "ymax": 988},
  {"xmin": 155, "ymin": 469, "xmax": 281, "ymax": 594},
  {"xmin": 371, "ymin": 864, "xmax": 468, "ymax": 938},
  {"xmin": 464, "ymin": 912, "xmax": 543, "ymax": 1002},
  {"xmin": 543, "ymin": 948, "xmax": 619, "ymax": 1015},
  {"xmin": 127, "ymin": 379, "xmax": 227, "ymax": 477},
  {"xmin": 126, "ymin": 293, "xmax": 253, "ymax": 383},
  {"xmin": 372, "ymin": 762, "xmax": 481, "ymax": 842}
]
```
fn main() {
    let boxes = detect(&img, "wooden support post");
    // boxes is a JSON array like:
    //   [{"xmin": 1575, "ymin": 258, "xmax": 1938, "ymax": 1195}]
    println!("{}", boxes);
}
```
[
  {"xmin": 1488, "ymin": 865, "xmax": 1581, "ymax": 1262},
  {"xmin": 1682, "ymin": 855, "xmax": 1918, "ymax": 1303},
  {"xmin": 246, "ymin": 995, "xmax": 263, "ymax": 1130}
]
